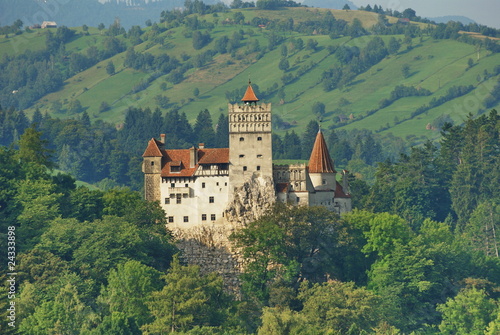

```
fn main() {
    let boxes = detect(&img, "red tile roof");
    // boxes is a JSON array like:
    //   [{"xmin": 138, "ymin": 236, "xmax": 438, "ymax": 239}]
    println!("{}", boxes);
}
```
[
  {"xmin": 241, "ymin": 82, "xmax": 259, "ymax": 102},
  {"xmin": 198, "ymin": 148, "xmax": 229, "ymax": 164},
  {"xmin": 142, "ymin": 138, "xmax": 163, "ymax": 157},
  {"xmin": 276, "ymin": 182, "xmax": 289, "ymax": 193},
  {"xmin": 161, "ymin": 149, "xmax": 194, "ymax": 177},
  {"xmin": 160, "ymin": 148, "xmax": 229, "ymax": 177},
  {"xmin": 308, "ymin": 130, "xmax": 336, "ymax": 173},
  {"xmin": 335, "ymin": 181, "xmax": 351, "ymax": 198}
]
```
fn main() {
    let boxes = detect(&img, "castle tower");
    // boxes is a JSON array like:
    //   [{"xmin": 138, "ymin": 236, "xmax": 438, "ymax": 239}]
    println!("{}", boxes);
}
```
[
  {"xmin": 308, "ymin": 129, "xmax": 337, "ymax": 191},
  {"xmin": 142, "ymin": 135, "xmax": 164, "ymax": 201},
  {"xmin": 228, "ymin": 81, "xmax": 273, "ymax": 190}
]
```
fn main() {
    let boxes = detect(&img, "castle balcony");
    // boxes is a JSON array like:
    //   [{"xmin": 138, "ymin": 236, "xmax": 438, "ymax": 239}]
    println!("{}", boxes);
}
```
[
  {"xmin": 167, "ymin": 186, "xmax": 193, "ymax": 197},
  {"xmin": 194, "ymin": 169, "xmax": 229, "ymax": 176}
]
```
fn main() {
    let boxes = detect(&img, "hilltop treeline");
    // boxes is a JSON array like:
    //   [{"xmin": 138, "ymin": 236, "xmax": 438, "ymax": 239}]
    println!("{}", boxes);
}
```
[
  {"xmin": 1, "ymin": 110, "xmax": 499, "ymax": 334},
  {"xmin": 359, "ymin": 4, "xmax": 500, "ymax": 38}
]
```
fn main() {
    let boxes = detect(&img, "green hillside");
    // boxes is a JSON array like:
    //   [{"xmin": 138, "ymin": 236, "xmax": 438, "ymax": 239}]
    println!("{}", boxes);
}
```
[{"xmin": 3, "ymin": 7, "xmax": 499, "ymax": 141}]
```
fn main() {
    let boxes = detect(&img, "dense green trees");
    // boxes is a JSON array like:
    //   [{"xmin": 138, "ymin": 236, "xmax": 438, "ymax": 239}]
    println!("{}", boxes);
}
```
[
  {"xmin": 1, "ymin": 8, "xmax": 500, "ymax": 332},
  {"xmin": 2, "ymin": 105, "xmax": 500, "ymax": 333},
  {"xmin": 231, "ymin": 205, "xmax": 354, "ymax": 304},
  {"xmin": 142, "ymin": 255, "xmax": 231, "ymax": 334}
]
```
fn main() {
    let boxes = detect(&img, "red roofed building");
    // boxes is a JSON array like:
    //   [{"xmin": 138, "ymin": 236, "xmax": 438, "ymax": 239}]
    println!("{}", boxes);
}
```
[{"xmin": 143, "ymin": 82, "xmax": 351, "ymax": 228}]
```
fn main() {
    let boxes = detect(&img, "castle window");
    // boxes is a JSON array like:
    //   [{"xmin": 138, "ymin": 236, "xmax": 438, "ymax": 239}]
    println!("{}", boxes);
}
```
[
  {"xmin": 185, "ymin": 184, "xmax": 188, "ymax": 187},
  {"xmin": 211, "ymin": 214, "xmax": 216, "ymax": 221},
  {"xmin": 176, "ymin": 194, "xmax": 182, "ymax": 204},
  {"xmin": 183, "ymin": 216, "xmax": 189, "ymax": 222},
  {"xmin": 202, "ymin": 182, "xmax": 206, "ymax": 188},
  {"xmin": 225, "ymin": 182, "xmax": 227, "ymax": 186},
  {"xmin": 164, "ymin": 198, "xmax": 170, "ymax": 204},
  {"xmin": 216, "ymin": 182, "xmax": 219, "ymax": 186},
  {"xmin": 239, "ymin": 154, "xmax": 245, "ymax": 158},
  {"xmin": 202, "ymin": 214, "xmax": 207, "ymax": 221},
  {"xmin": 209, "ymin": 196, "xmax": 214, "ymax": 203},
  {"xmin": 171, "ymin": 166, "xmax": 181, "ymax": 173},
  {"xmin": 243, "ymin": 166, "xmax": 247, "ymax": 171},
  {"xmin": 322, "ymin": 179, "xmax": 326, "ymax": 185},
  {"xmin": 257, "ymin": 166, "xmax": 261, "ymax": 171},
  {"xmin": 171, "ymin": 183, "xmax": 175, "ymax": 188},
  {"xmin": 257, "ymin": 136, "xmax": 262, "ymax": 141},
  {"xmin": 296, "ymin": 197, "xmax": 300, "ymax": 203},
  {"xmin": 239, "ymin": 137, "xmax": 244, "ymax": 141},
  {"xmin": 168, "ymin": 216, "xmax": 174, "ymax": 223},
  {"xmin": 151, "ymin": 161, "xmax": 155, "ymax": 166},
  {"xmin": 257, "ymin": 154, "xmax": 262, "ymax": 158}
]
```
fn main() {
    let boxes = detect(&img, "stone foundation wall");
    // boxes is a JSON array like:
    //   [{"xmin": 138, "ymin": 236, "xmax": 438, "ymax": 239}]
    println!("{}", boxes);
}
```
[{"xmin": 173, "ymin": 225, "xmax": 245, "ymax": 296}]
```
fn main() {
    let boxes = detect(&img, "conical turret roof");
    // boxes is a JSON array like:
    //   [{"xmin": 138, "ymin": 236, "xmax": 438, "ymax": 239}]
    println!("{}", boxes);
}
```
[
  {"xmin": 308, "ymin": 130, "xmax": 336, "ymax": 173},
  {"xmin": 142, "ymin": 138, "xmax": 163, "ymax": 157},
  {"xmin": 241, "ymin": 81, "xmax": 259, "ymax": 102}
]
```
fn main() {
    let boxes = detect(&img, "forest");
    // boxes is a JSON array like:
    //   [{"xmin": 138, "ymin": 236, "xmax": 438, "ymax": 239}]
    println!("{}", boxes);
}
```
[
  {"xmin": 0, "ymin": 107, "xmax": 499, "ymax": 333},
  {"xmin": 1, "ymin": 1, "xmax": 500, "ymax": 333}
]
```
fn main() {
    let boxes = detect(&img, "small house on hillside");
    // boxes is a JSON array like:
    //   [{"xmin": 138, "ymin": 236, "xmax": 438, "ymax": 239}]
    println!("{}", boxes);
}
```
[{"xmin": 41, "ymin": 21, "xmax": 57, "ymax": 29}]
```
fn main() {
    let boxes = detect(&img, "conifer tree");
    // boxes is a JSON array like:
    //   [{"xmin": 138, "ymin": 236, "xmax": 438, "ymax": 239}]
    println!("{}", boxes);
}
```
[{"xmin": 194, "ymin": 109, "xmax": 216, "ymax": 147}]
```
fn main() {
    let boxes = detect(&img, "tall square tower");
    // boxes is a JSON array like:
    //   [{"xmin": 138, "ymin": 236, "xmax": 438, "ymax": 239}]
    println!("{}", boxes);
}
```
[{"xmin": 228, "ymin": 81, "xmax": 273, "ymax": 190}]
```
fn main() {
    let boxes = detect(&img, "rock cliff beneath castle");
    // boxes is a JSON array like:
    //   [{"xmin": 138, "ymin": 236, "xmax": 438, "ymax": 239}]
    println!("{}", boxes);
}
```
[{"xmin": 225, "ymin": 174, "xmax": 276, "ymax": 226}]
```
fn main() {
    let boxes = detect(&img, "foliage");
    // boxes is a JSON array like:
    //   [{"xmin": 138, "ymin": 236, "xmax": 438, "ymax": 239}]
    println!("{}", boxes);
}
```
[
  {"xmin": 231, "ymin": 204, "xmax": 352, "ymax": 304},
  {"xmin": 142, "ymin": 255, "xmax": 231, "ymax": 334},
  {"xmin": 437, "ymin": 287, "xmax": 498, "ymax": 335}
]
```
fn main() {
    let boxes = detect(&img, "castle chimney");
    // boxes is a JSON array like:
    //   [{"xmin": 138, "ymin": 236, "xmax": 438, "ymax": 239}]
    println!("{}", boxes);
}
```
[
  {"xmin": 160, "ymin": 134, "xmax": 166, "ymax": 144},
  {"xmin": 198, "ymin": 143, "xmax": 205, "ymax": 149},
  {"xmin": 189, "ymin": 147, "xmax": 197, "ymax": 168}
]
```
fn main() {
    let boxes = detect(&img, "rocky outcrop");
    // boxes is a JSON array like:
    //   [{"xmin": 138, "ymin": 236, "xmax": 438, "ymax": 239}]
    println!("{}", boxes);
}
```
[{"xmin": 225, "ymin": 174, "xmax": 276, "ymax": 226}]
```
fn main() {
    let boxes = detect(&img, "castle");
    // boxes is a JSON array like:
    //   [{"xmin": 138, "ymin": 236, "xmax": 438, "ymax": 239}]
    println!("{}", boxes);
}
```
[{"xmin": 142, "ymin": 82, "xmax": 351, "ymax": 229}]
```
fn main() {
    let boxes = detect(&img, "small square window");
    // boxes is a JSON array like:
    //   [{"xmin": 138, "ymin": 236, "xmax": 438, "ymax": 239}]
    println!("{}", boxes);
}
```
[
  {"xmin": 257, "ymin": 154, "xmax": 262, "ymax": 158},
  {"xmin": 165, "ymin": 198, "xmax": 170, "ymax": 204},
  {"xmin": 239, "ymin": 137, "xmax": 244, "ymax": 141},
  {"xmin": 183, "ymin": 216, "xmax": 189, "ymax": 222},
  {"xmin": 322, "ymin": 179, "xmax": 326, "ymax": 185},
  {"xmin": 151, "ymin": 161, "xmax": 155, "ymax": 166},
  {"xmin": 257, "ymin": 166, "xmax": 261, "ymax": 171},
  {"xmin": 171, "ymin": 183, "xmax": 175, "ymax": 188},
  {"xmin": 211, "ymin": 214, "xmax": 216, "ymax": 221},
  {"xmin": 202, "ymin": 214, "xmax": 207, "ymax": 221},
  {"xmin": 243, "ymin": 166, "xmax": 247, "ymax": 171},
  {"xmin": 176, "ymin": 194, "xmax": 182, "ymax": 204},
  {"xmin": 168, "ymin": 216, "xmax": 174, "ymax": 223},
  {"xmin": 185, "ymin": 184, "xmax": 188, "ymax": 187},
  {"xmin": 257, "ymin": 136, "xmax": 262, "ymax": 141},
  {"xmin": 239, "ymin": 154, "xmax": 245, "ymax": 158},
  {"xmin": 209, "ymin": 196, "xmax": 214, "ymax": 203},
  {"xmin": 202, "ymin": 182, "xmax": 206, "ymax": 188}
]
